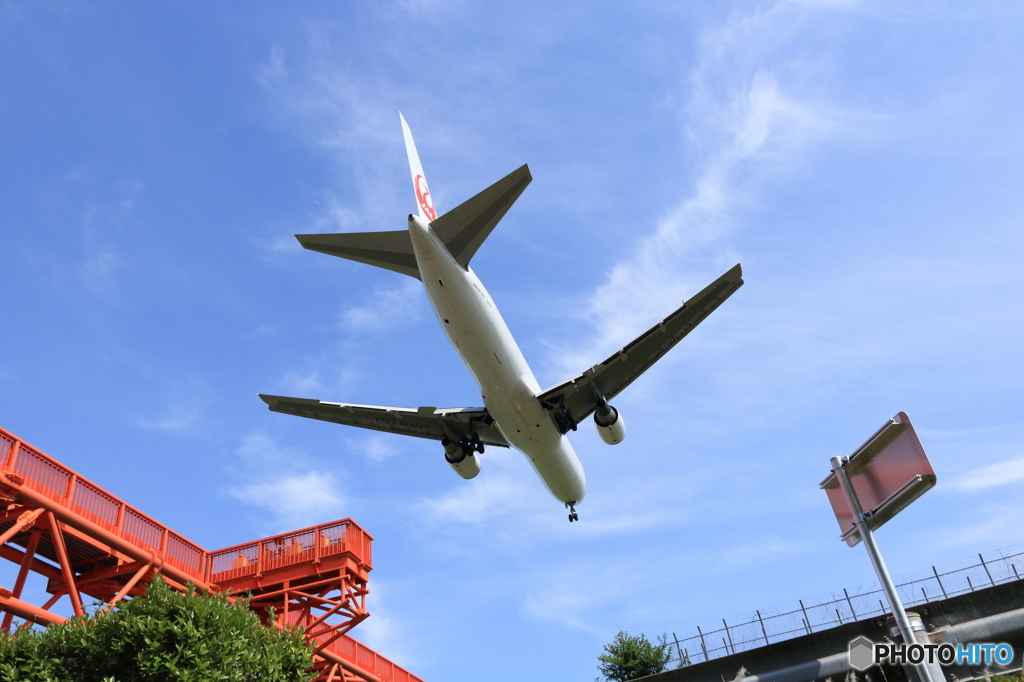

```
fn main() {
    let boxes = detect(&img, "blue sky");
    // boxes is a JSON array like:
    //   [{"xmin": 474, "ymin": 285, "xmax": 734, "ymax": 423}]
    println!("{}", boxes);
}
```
[{"xmin": 2, "ymin": 1, "xmax": 1023, "ymax": 679}]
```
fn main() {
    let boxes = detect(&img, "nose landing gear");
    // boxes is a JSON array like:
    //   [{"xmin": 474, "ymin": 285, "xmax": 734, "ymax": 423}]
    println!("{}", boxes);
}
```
[{"xmin": 566, "ymin": 502, "xmax": 579, "ymax": 523}]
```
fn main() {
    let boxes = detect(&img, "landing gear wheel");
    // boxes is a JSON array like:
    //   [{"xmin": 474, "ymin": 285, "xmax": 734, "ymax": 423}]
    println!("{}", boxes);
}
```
[
  {"xmin": 565, "ymin": 502, "xmax": 579, "ymax": 523},
  {"xmin": 468, "ymin": 432, "xmax": 484, "ymax": 454}
]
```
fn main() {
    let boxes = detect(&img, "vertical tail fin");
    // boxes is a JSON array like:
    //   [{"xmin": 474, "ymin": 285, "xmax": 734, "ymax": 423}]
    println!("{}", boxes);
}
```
[{"xmin": 399, "ymin": 113, "xmax": 437, "ymax": 222}]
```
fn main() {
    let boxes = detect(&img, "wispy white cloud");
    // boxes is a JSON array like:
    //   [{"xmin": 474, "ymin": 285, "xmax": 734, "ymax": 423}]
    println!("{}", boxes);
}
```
[
  {"xmin": 340, "ymin": 279, "xmax": 424, "ymax": 333},
  {"xmin": 522, "ymin": 569, "xmax": 610, "ymax": 635},
  {"xmin": 137, "ymin": 402, "xmax": 202, "ymax": 433},
  {"xmin": 951, "ymin": 458, "xmax": 1024, "ymax": 493},
  {"xmin": 280, "ymin": 369, "xmax": 324, "ymax": 395},
  {"xmin": 548, "ymin": 8, "xmax": 858, "ymax": 378},
  {"xmin": 349, "ymin": 581, "xmax": 423, "ymax": 670},
  {"xmin": 416, "ymin": 442, "xmax": 680, "ymax": 539},
  {"xmin": 136, "ymin": 383, "xmax": 213, "ymax": 435},
  {"xmin": 226, "ymin": 431, "xmax": 348, "ymax": 531},
  {"xmin": 923, "ymin": 502, "xmax": 1024, "ymax": 552},
  {"xmin": 347, "ymin": 434, "xmax": 399, "ymax": 462},
  {"xmin": 227, "ymin": 471, "xmax": 346, "ymax": 529},
  {"xmin": 419, "ymin": 462, "xmax": 539, "ymax": 526},
  {"xmin": 266, "ymin": 235, "xmax": 302, "ymax": 254},
  {"xmin": 521, "ymin": 534, "xmax": 812, "ymax": 634},
  {"xmin": 80, "ymin": 251, "xmax": 121, "ymax": 295}
]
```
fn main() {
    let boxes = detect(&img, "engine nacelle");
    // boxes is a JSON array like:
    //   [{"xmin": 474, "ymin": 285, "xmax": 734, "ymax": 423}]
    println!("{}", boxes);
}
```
[
  {"xmin": 443, "ymin": 438, "xmax": 481, "ymax": 479},
  {"xmin": 594, "ymin": 403, "xmax": 626, "ymax": 445}
]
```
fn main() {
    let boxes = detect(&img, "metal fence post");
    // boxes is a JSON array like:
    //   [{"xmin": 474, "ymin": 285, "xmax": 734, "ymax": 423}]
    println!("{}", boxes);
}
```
[
  {"xmin": 933, "ymin": 566, "xmax": 948, "ymax": 599},
  {"xmin": 844, "ymin": 588, "xmax": 858, "ymax": 619},
  {"xmin": 672, "ymin": 633, "xmax": 684, "ymax": 666},
  {"xmin": 967, "ymin": 575, "xmax": 974, "ymax": 592},
  {"xmin": 723, "ymin": 619, "xmax": 735, "ymax": 655},
  {"xmin": 756, "ymin": 610, "xmax": 770, "ymax": 645},
  {"xmin": 799, "ymin": 600, "xmax": 813, "ymax": 633},
  {"xmin": 697, "ymin": 625, "xmax": 708, "ymax": 662},
  {"xmin": 980, "ymin": 553, "xmax": 995, "ymax": 586}
]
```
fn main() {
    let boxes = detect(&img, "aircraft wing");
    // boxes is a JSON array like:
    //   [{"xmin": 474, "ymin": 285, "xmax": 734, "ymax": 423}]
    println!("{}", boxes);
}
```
[
  {"xmin": 258, "ymin": 395, "xmax": 511, "ymax": 447},
  {"xmin": 537, "ymin": 264, "xmax": 743, "ymax": 433}
]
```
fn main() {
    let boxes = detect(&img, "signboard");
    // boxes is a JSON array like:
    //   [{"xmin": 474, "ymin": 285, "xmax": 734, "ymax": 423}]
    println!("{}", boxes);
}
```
[{"xmin": 820, "ymin": 412, "xmax": 936, "ymax": 547}]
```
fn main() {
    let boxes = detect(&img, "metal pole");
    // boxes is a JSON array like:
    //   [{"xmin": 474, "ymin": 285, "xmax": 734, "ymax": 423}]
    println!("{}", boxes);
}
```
[
  {"xmin": 831, "ymin": 456, "xmax": 937, "ymax": 682},
  {"xmin": 672, "ymin": 633, "xmax": 684, "ymax": 666},
  {"xmin": 756, "ymin": 610, "xmax": 770, "ymax": 645},
  {"xmin": 799, "ymin": 600, "xmax": 812, "ymax": 633},
  {"xmin": 844, "ymin": 587, "xmax": 858, "ymax": 619},
  {"xmin": 933, "ymin": 566, "xmax": 948, "ymax": 599},
  {"xmin": 723, "ymin": 619, "xmax": 735, "ymax": 655},
  {"xmin": 697, "ymin": 626, "xmax": 708, "ymax": 662},
  {"xmin": 979, "ymin": 553, "xmax": 995, "ymax": 586}
]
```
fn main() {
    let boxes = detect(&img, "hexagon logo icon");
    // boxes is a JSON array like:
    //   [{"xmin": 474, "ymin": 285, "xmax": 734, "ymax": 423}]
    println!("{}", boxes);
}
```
[{"xmin": 849, "ymin": 636, "xmax": 876, "ymax": 671}]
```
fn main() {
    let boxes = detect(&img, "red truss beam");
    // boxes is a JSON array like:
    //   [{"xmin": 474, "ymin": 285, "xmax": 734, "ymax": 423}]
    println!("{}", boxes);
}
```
[{"xmin": 0, "ymin": 427, "xmax": 423, "ymax": 682}]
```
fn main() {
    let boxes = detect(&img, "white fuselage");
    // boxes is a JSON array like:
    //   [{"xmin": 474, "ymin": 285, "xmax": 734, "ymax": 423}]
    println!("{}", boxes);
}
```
[{"xmin": 407, "ymin": 214, "xmax": 586, "ymax": 504}]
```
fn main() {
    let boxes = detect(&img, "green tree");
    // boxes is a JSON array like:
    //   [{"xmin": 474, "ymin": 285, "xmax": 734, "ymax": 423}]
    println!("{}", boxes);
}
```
[
  {"xmin": 0, "ymin": 575, "xmax": 314, "ymax": 682},
  {"xmin": 597, "ymin": 630, "xmax": 672, "ymax": 682}
]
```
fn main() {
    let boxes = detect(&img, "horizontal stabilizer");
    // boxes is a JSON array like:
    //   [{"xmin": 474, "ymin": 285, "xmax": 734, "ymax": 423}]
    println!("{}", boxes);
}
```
[
  {"xmin": 258, "ymin": 394, "xmax": 511, "ymax": 447},
  {"xmin": 538, "ymin": 264, "xmax": 744, "ymax": 432},
  {"xmin": 432, "ymin": 164, "xmax": 532, "ymax": 268},
  {"xmin": 294, "ymin": 230, "xmax": 420, "ymax": 280}
]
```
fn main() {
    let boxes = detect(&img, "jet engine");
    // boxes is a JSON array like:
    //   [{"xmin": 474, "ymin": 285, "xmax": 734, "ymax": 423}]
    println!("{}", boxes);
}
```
[
  {"xmin": 593, "ymin": 402, "xmax": 626, "ymax": 445},
  {"xmin": 443, "ymin": 437, "xmax": 481, "ymax": 479}
]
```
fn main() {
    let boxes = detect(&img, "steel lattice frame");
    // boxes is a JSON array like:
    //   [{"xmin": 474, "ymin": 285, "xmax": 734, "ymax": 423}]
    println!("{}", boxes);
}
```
[{"xmin": 0, "ymin": 427, "xmax": 421, "ymax": 682}]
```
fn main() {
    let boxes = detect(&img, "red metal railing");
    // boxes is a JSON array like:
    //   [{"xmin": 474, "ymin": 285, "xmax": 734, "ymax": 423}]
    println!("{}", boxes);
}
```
[
  {"xmin": 0, "ymin": 428, "xmax": 372, "ymax": 584},
  {"xmin": 0, "ymin": 427, "xmax": 425, "ymax": 682},
  {"xmin": 319, "ymin": 633, "xmax": 425, "ymax": 682},
  {"xmin": 207, "ymin": 519, "xmax": 373, "ymax": 583}
]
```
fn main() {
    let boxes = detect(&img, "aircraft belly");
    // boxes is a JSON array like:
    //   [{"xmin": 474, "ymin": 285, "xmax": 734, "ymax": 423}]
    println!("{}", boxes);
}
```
[
  {"xmin": 485, "ymin": 395, "xmax": 586, "ymax": 504},
  {"xmin": 408, "ymin": 218, "xmax": 585, "ymax": 504}
]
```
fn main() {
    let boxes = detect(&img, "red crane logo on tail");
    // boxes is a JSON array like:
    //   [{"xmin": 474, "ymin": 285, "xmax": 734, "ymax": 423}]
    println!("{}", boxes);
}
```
[{"xmin": 415, "ymin": 175, "xmax": 437, "ymax": 221}]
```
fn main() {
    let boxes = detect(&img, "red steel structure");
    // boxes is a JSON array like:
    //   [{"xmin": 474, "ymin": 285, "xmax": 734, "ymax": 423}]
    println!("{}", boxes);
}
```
[{"xmin": 0, "ymin": 426, "xmax": 423, "ymax": 682}]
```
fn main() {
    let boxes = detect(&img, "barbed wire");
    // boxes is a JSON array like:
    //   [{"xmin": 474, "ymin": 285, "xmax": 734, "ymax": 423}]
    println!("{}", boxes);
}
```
[{"xmin": 664, "ymin": 548, "xmax": 1024, "ymax": 667}]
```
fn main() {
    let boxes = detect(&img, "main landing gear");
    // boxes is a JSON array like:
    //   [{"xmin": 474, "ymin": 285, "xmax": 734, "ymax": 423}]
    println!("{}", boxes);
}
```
[
  {"xmin": 566, "ymin": 502, "xmax": 579, "ymax": 523},
  {"xmin": 458, "ymin": 432, "xmax": 484, "ymax": 455}
]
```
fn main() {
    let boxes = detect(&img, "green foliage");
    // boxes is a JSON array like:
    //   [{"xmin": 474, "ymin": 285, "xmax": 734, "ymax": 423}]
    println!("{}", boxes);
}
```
[
  {"xmin": 0, "ymin": 575, "xmax": 314, "ymax": 682},
  {"xmin": 597, "ymin": 630, "xmax": 672, "ymax": 682}
]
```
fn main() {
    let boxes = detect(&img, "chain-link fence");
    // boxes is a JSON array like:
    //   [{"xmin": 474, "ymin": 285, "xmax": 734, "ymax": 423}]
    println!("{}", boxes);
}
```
[{"xmin": 665, "ymin": 548, "xmax": 1024, "ymax": 667}]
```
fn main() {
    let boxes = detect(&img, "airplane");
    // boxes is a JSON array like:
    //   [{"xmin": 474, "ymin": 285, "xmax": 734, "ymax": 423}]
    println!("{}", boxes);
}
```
[{"xmin": 259, "ymin": 114, "xmax": 743, "ymax": 522}]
